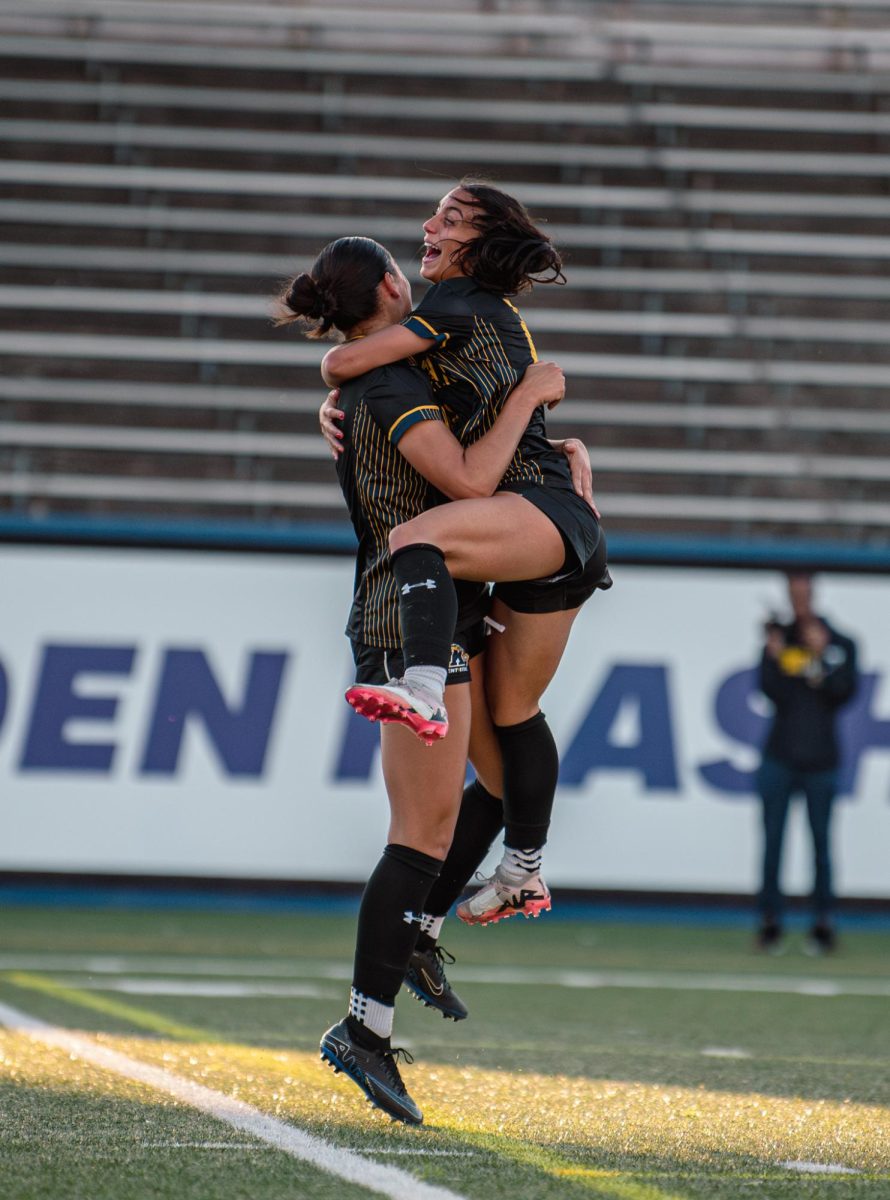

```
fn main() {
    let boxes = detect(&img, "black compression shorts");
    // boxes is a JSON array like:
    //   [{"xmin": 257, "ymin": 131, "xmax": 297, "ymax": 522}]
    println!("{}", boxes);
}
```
[
  {"xmin": 352, "ymin": 613, "xmax": 487, "ymax": 686},
  {"xmin": 493, "ymin": 488, "xmax": 612, "ymax": 614}
]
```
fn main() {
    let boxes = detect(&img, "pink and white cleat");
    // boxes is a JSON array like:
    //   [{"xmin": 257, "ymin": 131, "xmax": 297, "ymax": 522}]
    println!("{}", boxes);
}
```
[
  {"xmin": 345, "ymin": 677, "xmax": 448, "ymax": 746},
  {"xmin": 456, "ymin": 866, "xmax": 552, "ymax": 926}
]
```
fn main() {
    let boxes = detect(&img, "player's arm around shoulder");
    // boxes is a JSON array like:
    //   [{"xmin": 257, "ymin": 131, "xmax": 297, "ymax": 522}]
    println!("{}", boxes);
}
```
[
  {"xmin": 397, "ymin": 360, "xmax": 565, "ymax": 500},
  {"xmin": 397, "ymin": 421, "xmax": 484, "ymax": 499},
  {"xmin": 321, "ymin": 325, "xmax": 432, "ymax": 386}
]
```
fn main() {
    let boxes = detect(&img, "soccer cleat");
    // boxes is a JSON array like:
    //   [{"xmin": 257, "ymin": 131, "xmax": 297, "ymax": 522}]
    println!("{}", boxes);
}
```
[
  {"xmin": 345, "ymin": 677, "xmax": 448, "ymax": 745},
  {"xmin": 456, "ymin": 865, "xmax": 552, "ymax": 927},
  {"xmin": 755, "ymin": 920, "xmax": 786, "ymax": 955},
  {"xmin": 404, "ymin": 945, "xmax": 468, "ymax": 1021},
  {"xmin": 803, "ymin": 923, "xmax": 837, "ymax": 956},
  {"xmin": 319, "ymin": 1019, "xmax": 422, "ymax": 1125}
]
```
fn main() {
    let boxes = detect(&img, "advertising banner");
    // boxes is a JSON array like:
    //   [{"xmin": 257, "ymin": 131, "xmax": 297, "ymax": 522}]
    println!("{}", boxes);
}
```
[{"xmin": 2, "ymin": 545, "xmax": 888, "ymax": 897}]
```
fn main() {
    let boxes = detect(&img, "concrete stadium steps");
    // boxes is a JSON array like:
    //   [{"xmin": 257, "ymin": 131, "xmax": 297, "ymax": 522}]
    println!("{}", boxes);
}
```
[
  {"xmin": 2, "ymin": 292, "xmax": 890, "ymax": 377},
  {"xmin": 2, "ymin": 29, "xmax": 889, "ymax": 112},
  {"xmin": 1, "ymin": 38, "xmax": 887, "ymax": 212},
  {"xmin": 5, "ymin": 193, "xmax": 890, "ymax": 261},
  {"xmin": 4, "ymin": 205, "xmax": 890, "ymax": 273},
  {"xmin": 3, "ymin": 325, "xmax": 889, "ymax": 390},
  {"xmin": 5, "ymin": 203, "xmax": 890, "ymax": 315},
  {"xmin": 4, "ymin": 77, "xmax": 890, "ymax": 154},
  {"xmin": 3, "ymin": 0, "xmax": 890, "ymax": 68},
  {"xmin": 6, "ymin": 128, "xmax": 890, "ymax": 209},
  {"xmin": 3, "ymin": 469, "xmax": 889, "ymax": 544},
  {"xmin": 1, "ymin": 1, "xmax": 889, "ymax": 541},
  {"xmin": 2, "ymin": 25, "xmax": 890, "ymax": 91}
]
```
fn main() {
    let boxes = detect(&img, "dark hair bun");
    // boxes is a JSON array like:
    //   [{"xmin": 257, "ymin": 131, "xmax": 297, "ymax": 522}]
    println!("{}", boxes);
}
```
[
  {"xmin": 274, "ymin": 236, "xmax": 393, "ymax": 336},
  {"xmin": 286, "ymin": 272, "xmax": 334, "ymax": 322}
]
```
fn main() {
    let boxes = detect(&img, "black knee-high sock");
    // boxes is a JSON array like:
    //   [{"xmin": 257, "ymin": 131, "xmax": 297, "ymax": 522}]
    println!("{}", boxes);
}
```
[
  {"xmin": 420, "ymin": 780, "xmax": 504, "ymax": 925},
  {"xmin": 496, "ymin": 712, "xmax": 559, "ymax": 849},
  {"xmin": 390, "ymin": 543, "xmax": 458, "ymax": 670},
  {"xmin": 353, "ymin": 843, "xmax": 442, "ymax": 1005}
]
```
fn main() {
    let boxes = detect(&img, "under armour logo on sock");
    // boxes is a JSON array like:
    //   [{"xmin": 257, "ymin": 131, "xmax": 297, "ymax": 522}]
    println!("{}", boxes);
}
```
[
  {"xmin": 400, "ymin": 579, "xmax": 437, "ymax": 595},
  {"xmin": 403, "ymin": 911, "xmax": 424, "ymax": 926}
]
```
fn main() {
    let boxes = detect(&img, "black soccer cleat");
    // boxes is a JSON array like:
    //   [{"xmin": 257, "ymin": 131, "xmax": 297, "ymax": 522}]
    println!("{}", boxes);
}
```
[
  {"xmin": 755, "ymin": 920, "xmax": 785, "ymax": 955},
  {"xmin": 404, "ymin": 945, "xmax": 469, "ymax": 1021},
  {"xmin": 804, "ymin": 922, "xmax": 837, "ymax": 956},
  {"xmin": 319, "ymin": 1019, "xmax": 423, "ymax": 1125}
]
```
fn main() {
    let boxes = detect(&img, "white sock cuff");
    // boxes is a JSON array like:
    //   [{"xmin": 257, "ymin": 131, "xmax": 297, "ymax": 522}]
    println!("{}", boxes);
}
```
[
  {"xmin": 349, "ymin": 987, "xmax": 394, "ymax": 1039},
  {"xmin": 420, "ymin": 913, "xmax": 445, "ymax": 939},
  {"xmin": 404, "ymin": 664, "xmax": 447, "ymax": 700},
  {"xmin": 503, "ymin": 845, "xmax": 543, "ymax": 877}
]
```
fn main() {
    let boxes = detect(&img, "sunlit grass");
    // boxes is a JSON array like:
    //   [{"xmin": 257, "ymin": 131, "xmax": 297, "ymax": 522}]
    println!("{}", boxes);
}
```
[
  {"xmin": 1, "ymin": 905, "xmax": 888, "ymax": 1200},
  {"xmin": 4, "ymin": 1029, "xmax": 889, "ymax": 1199},
  {"xmin": 115, "ymin": 1034, "xmax": 890, "ymax": 1171}
]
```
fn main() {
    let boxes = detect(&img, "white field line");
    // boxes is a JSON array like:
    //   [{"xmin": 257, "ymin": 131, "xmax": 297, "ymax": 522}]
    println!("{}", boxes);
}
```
[
  {"xmin": 140, "ymin": 1144, "xmax": 475, "ymax": 1157},
  {"xmin": 141, "ymin": 1141, "xmax": 269, "ymax": 1149},
  {"xmin": 0, "ymin": 1000, "xmax": 468, "ymax": 1200},
  {"xmin": 780, "ymin": 1161, "xmax": 861, "ymax": 1175},
  {"xmin": 65, "ymin": 978, "xmax": 334, "ymax": 999},
  {"xmin": 0, "ymin": 954, "xmax": 342, "ymax": 977},
  {"xmin": 478, "ymin": 963, "xmax": 883, "ymax": 998},
  {"xmin": 3, "ymin": 953, "xmax": 889, "ymax": 999},
  {"xmin": 700, "ymin": 1046, "xmax": 752, "ymax": 1059},
  {"xmin": 372, "ymin": 1150, "xmax": 477, "ymax": 1157}
]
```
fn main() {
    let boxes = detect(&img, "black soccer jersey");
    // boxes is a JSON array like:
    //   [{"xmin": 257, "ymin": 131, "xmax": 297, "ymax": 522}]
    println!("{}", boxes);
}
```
[
  {"xmin": 335, "ymin": 361, "xmax": 444, "ymax": 647},
  {"xmin": 402, "ymin": 276, "xmax": 574, "ymax": 493}
]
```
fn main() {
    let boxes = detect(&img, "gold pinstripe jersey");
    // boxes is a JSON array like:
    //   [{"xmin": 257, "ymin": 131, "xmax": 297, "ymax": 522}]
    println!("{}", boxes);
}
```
[
  {"xmin": 336, "ymin": 361, "xmax": 444, "ymax": 647},
  {"xmin": 402, "ymin": 276, "xmax": 574, "ymax": 493}
]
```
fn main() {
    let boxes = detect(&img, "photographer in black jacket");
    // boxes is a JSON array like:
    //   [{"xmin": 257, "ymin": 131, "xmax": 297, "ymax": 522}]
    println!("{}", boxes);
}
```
[{"xmin": 756, "ymin": 572, "xmax": 858, "ymax": 954}]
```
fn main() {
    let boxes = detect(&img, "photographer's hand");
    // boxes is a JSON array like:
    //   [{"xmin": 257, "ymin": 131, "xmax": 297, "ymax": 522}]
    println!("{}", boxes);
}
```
[
  {"xmin": 765, "ymin": 628, "xmax": 785, "ymax": 659},
  {"xmin": 800, "ymin": 618, "xmax": 829, "ymax": 656}
]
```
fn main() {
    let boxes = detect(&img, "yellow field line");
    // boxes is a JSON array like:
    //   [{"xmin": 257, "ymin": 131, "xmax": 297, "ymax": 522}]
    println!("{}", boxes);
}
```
[
  {"xmin": 450, "ymin": 1130, "xmax": 692, "ymax": 1200},
  {"xmin": 552, "ymin": 1171, "xmax": 693, "ymax": 1199},
  {"xmin": 0, "ymin": 998, "xmax": 467, "ymax": 1200},
  {"xmin": 2, "ymin": 972, "xmax": 214, "ymax": 1042}
]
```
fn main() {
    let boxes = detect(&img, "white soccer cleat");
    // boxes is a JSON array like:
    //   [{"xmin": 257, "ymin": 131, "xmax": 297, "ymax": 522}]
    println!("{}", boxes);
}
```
[
  {"xmin": 345, "ymin": 677, "xmax": 448, "ymax": 745},
  {"xmin": 456, "ymin": 865, "xmax": 552, "ymax": 926}
]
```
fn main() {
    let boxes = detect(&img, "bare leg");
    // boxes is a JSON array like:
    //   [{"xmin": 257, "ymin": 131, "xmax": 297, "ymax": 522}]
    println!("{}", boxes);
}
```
[
  {"xmin": 467, "ymin": 654, "xmax": 504, "ymax": 799},
  {"xmin": 340, "ymin": 678, "xmax": 473, "ymax": 1056},
  {"xmin": 420, "ymin": 654, "xmax": 506, "ymax": 925},
  {"xmin": 382, "ymin": 680, "xmax": 472, "ymax": 858},
  {"xmin": 456, "ymin": 598, "xmax": 584, "ymax": 925},
  {"xmin": 390, "ymin": 492, "xmax": 566, "ymax": 582},
  {"xmin": 350, "ymin": 494, "xmax": 568, "ymax": 742},
  {"xmin": 484, "ymin": 598, "xmax": 581, "ymax": 726},
  {"xmin": 407, "ymin": 656, "xmax": 505, "ymax": 1019}
]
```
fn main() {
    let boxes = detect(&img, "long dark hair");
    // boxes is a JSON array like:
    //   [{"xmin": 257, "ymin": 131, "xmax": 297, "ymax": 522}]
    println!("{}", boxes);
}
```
[
  {"xmin": 448, "ymin": 179, "xmax": 565, "ymax": 295},
  {"xmin": 273, "ymin": 236, "xmax": 395, "ymax": 338}
]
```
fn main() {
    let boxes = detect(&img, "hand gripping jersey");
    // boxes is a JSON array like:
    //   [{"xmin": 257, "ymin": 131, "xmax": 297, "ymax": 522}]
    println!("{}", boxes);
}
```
[{"xmin": 402, "ymin": 276, "xmax": 575, "ymax": 494}]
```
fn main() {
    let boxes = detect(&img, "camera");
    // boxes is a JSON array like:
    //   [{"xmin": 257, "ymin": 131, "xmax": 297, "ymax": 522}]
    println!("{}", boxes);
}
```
[{"xmin": 764, "ymin": 612, "xmax": 783, "ymax": 636}]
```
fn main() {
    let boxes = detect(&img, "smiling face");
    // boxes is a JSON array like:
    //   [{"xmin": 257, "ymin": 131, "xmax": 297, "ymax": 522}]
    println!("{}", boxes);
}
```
[{"xmin": 420, "ymin": 187, "xmax": 482, "ymax": 283}]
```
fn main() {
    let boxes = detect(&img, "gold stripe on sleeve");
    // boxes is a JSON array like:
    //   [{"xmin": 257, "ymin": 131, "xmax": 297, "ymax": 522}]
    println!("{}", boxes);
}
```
[
  {"xmin": 502, "ymin": 297, "xmax": 538, "ymax": 362},
  {"xmin": 409, "ymin": 316, "xmax": 440, "ymax": 338},
  {"xmin": 387, "ymin": 405, "xmax": 441, "ymax": 441}
]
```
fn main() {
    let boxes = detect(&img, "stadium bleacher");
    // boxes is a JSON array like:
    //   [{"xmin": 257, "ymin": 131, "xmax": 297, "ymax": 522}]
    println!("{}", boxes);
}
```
[{"xmin": 1, "ymin": 0, "xmax": 889, "ymax": 542}]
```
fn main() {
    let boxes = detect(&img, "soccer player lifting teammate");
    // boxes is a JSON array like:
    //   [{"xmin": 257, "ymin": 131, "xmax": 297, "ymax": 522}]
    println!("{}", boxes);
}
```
[
  {"xmin": 321, "ymin": 180, "xmax": 611, "ymax": 929},
  {"xmin": 277, "ymin": 233, "xmax": 580, "ymax": 1123}
]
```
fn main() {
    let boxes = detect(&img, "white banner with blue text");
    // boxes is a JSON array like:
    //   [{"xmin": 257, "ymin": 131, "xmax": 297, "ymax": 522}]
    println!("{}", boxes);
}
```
[{"xmin": 2, "ymin": 546, "xmax": 888, "ymax": 897}]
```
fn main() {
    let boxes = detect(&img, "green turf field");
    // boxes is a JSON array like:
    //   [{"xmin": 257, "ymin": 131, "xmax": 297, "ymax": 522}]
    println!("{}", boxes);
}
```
[{"xmin": 0, "ymin": 903, "xmax": 888, "ymax": 1199}]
